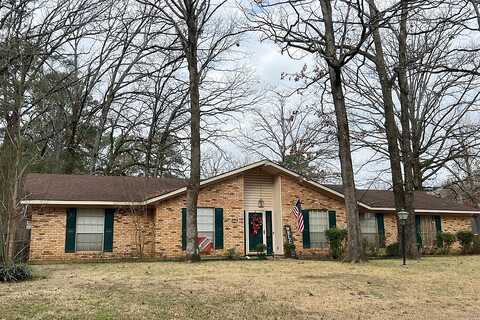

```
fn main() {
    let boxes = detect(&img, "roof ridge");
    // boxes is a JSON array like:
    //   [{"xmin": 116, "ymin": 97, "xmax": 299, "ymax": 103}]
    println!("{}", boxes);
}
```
[{"xmin": 25, "ymin": 172, "xmax": 187, "ymax": 181}]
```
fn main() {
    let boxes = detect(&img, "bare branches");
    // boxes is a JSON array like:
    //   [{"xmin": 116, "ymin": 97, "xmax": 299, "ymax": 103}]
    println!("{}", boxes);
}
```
[{"xmin": 239, "ymin": 93, "xmax": 338, "ymax": 182}]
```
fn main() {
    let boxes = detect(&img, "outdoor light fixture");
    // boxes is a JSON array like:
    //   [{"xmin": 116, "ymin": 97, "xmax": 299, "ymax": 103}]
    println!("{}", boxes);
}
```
[
  {"xmin": 397, "ymin": 209, "xmax": 409, "ymax": 265},
  {"xmin": 258, "ymin": 198, "xmax": 265, "ymax": 208},
  {"xmin": 397, "ymin": 209, "xmax": 409, "ymax": 224}
]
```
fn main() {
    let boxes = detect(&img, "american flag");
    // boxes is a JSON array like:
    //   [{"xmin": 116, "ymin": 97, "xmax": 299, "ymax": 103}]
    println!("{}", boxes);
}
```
[{"xmin": 292, "ymin": 199, "xmax": 304, "ymax": 233}]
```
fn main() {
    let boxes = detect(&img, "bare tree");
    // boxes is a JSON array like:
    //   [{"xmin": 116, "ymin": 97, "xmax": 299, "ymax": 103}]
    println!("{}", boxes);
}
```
[
  {"xmin": 340, "ymin": 0, "xmax": 480, "ymax": 257},
  {"xmin": 0, "ymin": 0, "xmax": 109, "ymax": 263},
  {"xmin": 139, "ymin": 0, "xmax": 251, "ymax": 262},
  {"xmin": 240, "ymin": 93, "xmax": 338, "ymax": 182},
  {"xmin": 442, "ymin": 121, "xmax": 480, "ymax": 208}
]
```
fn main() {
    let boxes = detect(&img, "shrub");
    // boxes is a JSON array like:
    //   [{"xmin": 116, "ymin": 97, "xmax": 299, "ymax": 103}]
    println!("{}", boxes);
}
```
[
  {"xmin": 362, "ymin": 239, "xmax": 379, "ymax": 257},
  {"xmin": 325, "ymin": 228, "xmax": 347, "ymax": 259},
  {"xmin": 0, "ymin": 263, "xmax": 32, "ymax": 282},
  {"xmin": 456, "ymin": 230, "xmax": 474, "ymax": 254},
  {"xmin": 385, "ymin": 242, "xmax": 400, "ymax": 257},
  {"xmin": 436, "ymin": 232, "xmax": 456, "ymax": 254},
  {"xmin": 226, "ymin": 247, "xmax": 236, "ymax": 260},
  {"xmin": 255, "ymin": 243, "xmax": 267, "ymax": 259},
  {"xmin": 283, "ymin": 243, "xmax": 296, "ymax": 258}
]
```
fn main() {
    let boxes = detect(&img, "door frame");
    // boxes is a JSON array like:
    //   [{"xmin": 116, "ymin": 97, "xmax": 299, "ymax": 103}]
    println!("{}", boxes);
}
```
[{"xmin": 245, "ymin": 211, "xmax": 267, "ymax": 255}]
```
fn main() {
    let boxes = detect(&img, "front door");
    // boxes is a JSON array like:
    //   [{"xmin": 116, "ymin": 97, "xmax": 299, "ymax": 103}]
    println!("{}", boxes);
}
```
[{"xmin": 248, "ymin": 212, "xmax": 264, "ymax": 252}]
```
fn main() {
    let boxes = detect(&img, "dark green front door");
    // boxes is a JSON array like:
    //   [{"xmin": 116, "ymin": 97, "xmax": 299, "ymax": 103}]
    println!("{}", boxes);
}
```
[{"xmin": 248, "ymin": 212, "xmax": 263, "ymax": 252}]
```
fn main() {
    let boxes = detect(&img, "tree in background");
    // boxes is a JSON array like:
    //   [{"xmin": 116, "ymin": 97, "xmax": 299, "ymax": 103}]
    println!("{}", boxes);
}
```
[
  {"xmin": 0, "ymin": 0, "xmax": 107, "ymax": 263},
  {"xmin": 241, "ymin": 93, "xmax": 338, "ymax": 182}
]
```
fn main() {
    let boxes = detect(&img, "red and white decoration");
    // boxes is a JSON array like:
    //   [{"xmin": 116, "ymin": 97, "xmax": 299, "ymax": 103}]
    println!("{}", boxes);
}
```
[{"xmin": 292, "ymin": 198, "xmax": 304, "ymax": 233}]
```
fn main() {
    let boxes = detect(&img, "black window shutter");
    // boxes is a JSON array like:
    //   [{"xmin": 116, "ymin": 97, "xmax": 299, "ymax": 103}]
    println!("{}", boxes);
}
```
[
  {"xmin": 415, "ymin": 215, "xmax": 422, "ymax": 247},
  {"xmin": 434, "ymin": 215, "xmax": 442, "ymax": 233},
  {"xmin": 104, "ymin": 208, "xmax": 115, "ymax": 252},
  {"xmin": 302, "ymin": 209, "xmax": 310, "ymax": 249},
  {"xmin": 375, "ymin": 213, "xmax": 385, "ymax": 247},
  {"xmin": 328, "ymin": 210, "xmax": 337, "ymax": 229},
  {"xmin": 214, "ymin": 208, "xmax": 224, "ymax": 250},
  {"xmin": 65, "ymin": 208, "xmax": 77, "ymax": 253},
  {"xmin": 181, "ymin": 208, "xmax": 187, "ymax": 250}
]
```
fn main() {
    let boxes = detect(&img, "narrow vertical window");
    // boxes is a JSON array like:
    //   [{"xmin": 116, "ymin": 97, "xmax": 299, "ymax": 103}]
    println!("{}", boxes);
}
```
[
  {"xmin": 419, "ymin": 216, "xmax": 436, "ymax": 247},
  {"xmin": 360, "ymin": 213, "xmax": 378, "ymax": 246},
  {"xmin": 197, "ymin": 208, "xmax": 215, "ymax": 252}
]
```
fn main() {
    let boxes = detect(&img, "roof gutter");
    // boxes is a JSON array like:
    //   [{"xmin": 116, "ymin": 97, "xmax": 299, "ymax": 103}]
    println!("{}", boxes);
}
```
[{"xmin": 20, "ymin": 200, "xmax": 146, "ymax": 206}]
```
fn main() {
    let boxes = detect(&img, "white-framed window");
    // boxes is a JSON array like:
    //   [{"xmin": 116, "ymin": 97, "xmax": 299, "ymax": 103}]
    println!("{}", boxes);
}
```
[
  {"xmin": 309, "ymin": 210, "xmax": 329, "ymax": 248},
  {"xmin": 197, "ymin": 208, "xmax": 215, "ymax": 251},
  {"xmin": 76, "ymin": 209, "xmax": 104, "ymax": 251},
  {"xmin": 360, "ymin": 213, "xmax": 378, "ymax": 246}
]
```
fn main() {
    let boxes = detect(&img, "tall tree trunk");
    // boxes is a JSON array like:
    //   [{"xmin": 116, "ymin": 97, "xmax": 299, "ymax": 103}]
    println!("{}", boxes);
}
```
[
  {"xmin": 184, "ymin": 5, "xmax": 201, "ymax": 262},
  {"xmin": 329, "ymin": 66, "xmax": 364, "ymax": 262},
  {"xmin": 2, "ymin": 107, "xmax": 22, "ymax": 263},
  {"xmin": 397, "ymin": 0, "xmax": 419, "ymax": 258},
  {"xmin": 368, "ymin": 0, "xmax": 418, "ymax": 258},
  {"xmin": 320, "ymin": 0, "xmax": 365, "ymax": 262}
]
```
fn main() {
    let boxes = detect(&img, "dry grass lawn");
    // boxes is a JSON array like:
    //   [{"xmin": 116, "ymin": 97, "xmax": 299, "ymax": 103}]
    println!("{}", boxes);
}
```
[{"xmin": 1, "ymin": 256, "xmax": 480, "ymax": 319}]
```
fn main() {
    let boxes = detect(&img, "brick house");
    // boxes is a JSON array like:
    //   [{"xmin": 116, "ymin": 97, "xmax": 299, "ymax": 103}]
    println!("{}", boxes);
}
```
[{"xmin": 21, "ymin": 160, "xmax": 480, "ymax": 262}]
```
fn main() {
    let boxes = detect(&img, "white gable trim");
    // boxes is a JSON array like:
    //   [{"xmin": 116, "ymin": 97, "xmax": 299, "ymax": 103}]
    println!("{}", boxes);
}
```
[
  {"xmin": 143, "ymin": 160, "xmax": 375, "ymax": 211},
  {"xmin": 144, "ymin": 160, "xmax": 271, "ymax": 204}
]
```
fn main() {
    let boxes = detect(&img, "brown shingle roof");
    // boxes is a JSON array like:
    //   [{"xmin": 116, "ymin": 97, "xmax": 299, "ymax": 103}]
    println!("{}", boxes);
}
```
[
  {"xmin": 322, "ymin": 184, "xmax": 478, "ymax": 212},
  {"xmin": 23, "ymin": 173, "xmax": 187, "ymax": 203},
  {"xmin": 21, "ymin": 161, "xmax": 479, "ymax": 213}
]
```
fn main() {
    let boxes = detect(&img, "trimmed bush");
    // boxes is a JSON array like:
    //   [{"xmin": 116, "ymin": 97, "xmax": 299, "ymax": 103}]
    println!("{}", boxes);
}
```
[
  {"xmin": 0, "ymin": 263, "xmax": 32, "ymax": 282},
  {"xmin": 255, "ymin": 243, "xmax": 267, "ymax": 259},
  {"xmin": 325, "ymin": 228, "xmax": 347, "ymax": 259},
  {"xmin": 456, "ymin": 230, "xmax": 474, "ymax": 254},
  {"xmin": 386, "ymin": 242, "xmax": 400, "ymax": 257},
  {"xmin": 436, "ymin": 232, "xmax": 456, "ymax": 254}
]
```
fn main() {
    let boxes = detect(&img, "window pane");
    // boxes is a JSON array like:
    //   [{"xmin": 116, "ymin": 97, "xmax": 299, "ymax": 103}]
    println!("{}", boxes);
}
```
[
  {"xmin": 197, "ymin": 208, "xmax": 214, "ymax": 232},
  {"xmin": 197, "ymin": 208, "xmax": 214, "ymax": 252},
  {"xmin": 360, "ymin": 213, "xmax": 377, "ymax": 234},
  {"xmin": 309, "ymin": 211, "xmax": 328, "ymax": 248},
  {"xmin": 360, "ymin": 213, "xmax": 379, "ymax": 247},
  {"xmin": 76, "ymin": 233, "xmax": 103, "ymax": 251},
  {"xmin": 473, "ymin": 216, "xmax": 480, "ymax": 235},
  {"xmin": 76, "ymin": 209, "xmax": 104, "ymax": 252}
]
